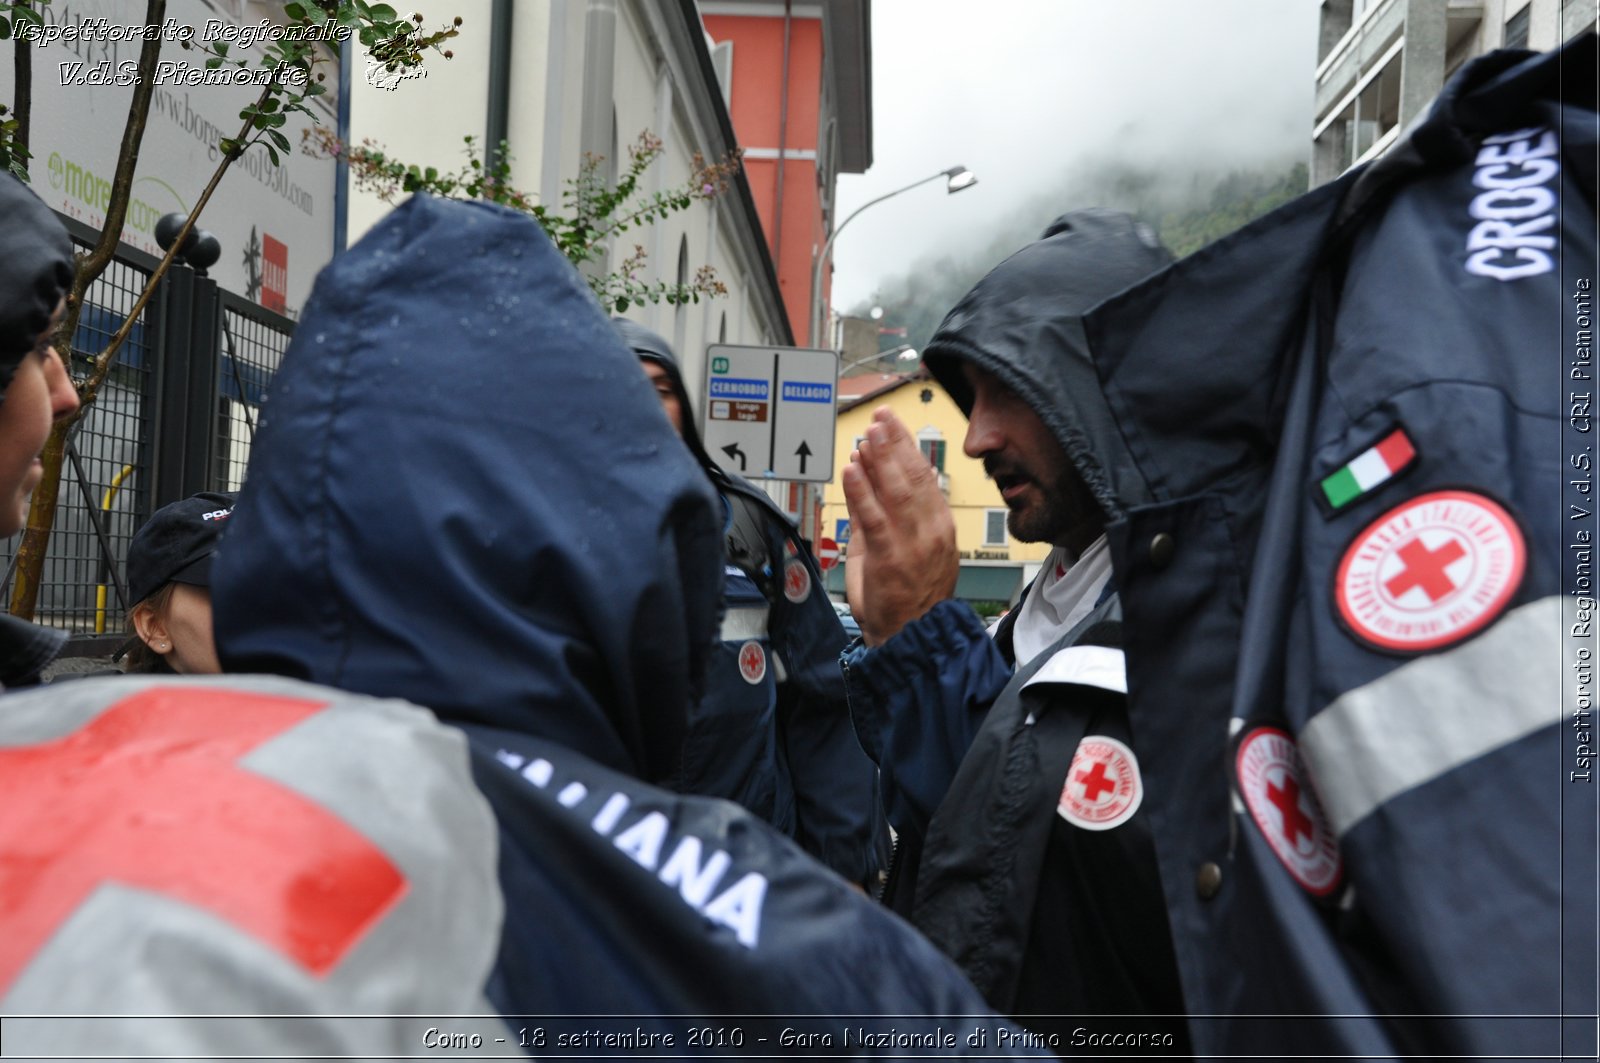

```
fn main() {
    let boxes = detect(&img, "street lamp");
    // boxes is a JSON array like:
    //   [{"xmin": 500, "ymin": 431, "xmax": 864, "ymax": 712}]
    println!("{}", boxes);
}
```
[
  {"xmin": 810, "ymin": 165, "xmax": 977, "ymax": 348},
  {"xmin": 839, "ymin": 344, "xmax": 919, "ymax": 376}
]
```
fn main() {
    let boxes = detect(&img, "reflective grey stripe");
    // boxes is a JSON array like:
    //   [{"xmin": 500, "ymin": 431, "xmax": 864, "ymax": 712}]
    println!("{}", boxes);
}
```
[
  {"xmin": 1299, "ymin": 596, "xmax": 1566, "ymax": 837},
  {"xmin": 721, "ymin": 605, "xmax": 769, "ymax": 642},
  {"xmin": 1020, "ymin": 644, "xmax": 1127, "ymax": 694}
]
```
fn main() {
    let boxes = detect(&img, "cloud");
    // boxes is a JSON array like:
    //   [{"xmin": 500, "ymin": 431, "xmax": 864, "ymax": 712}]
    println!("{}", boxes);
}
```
[{"xmin": 830, "ymin": 0, "xmax": 1321, "ymax": 310}]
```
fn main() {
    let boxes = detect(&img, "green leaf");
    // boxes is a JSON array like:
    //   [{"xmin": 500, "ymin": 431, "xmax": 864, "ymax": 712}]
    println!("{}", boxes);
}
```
[
  {"xmin": 615, "ymin": 297, "xmax": 630, "ymax": 313},
  {"xmin": 368, "ymin": 3, "xmax": 397, "ymax": 19},
  {"xmin": 215, "ymin": 41, "xmax": 228, "ymax": 55},
  {"xmin": 219, "ymin": 137, "xmax": 238, "ymax": 156},
  {"xmin": 15, "ymin": 6, "xmax": 43, "ymax": 26},
  {"xmin": 266, "ymin": 144, "xmax": 280, "ymax": 165},
  {"xmin": 267, "ymin": 129, "xmax": 291, "ymax": 151},
  {"xmin": 283, "ymin": 2, "xmax": 307, "ymax": 19},
  {"xmin": 205, "ymin": 57, "xmax": 223, "ymax": 69}
]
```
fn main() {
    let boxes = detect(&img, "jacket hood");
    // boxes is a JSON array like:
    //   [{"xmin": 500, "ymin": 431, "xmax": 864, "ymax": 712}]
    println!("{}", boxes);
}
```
[
  {"xmin": 612, "ymin": 317, "xmax": 716, "ymax": 473},
  {"xmin": 213, "ymin": 194, "xmax": 723, "ymax": 784},
  {"xmin": 0, "ymin": 174, "xmax": 75, "ymax": 388},
  {"xmin": 922, "ymin": 208, "xmax": 1172, "ymax": 518}
]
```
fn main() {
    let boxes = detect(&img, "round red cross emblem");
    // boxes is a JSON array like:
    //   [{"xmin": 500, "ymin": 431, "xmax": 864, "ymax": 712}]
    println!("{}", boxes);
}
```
[
  {"xmin": 783, "ymin": 559, "xmax": 811, "ymax": 604},
  {"xmin": 1057, "ymin": 735, "xmax": 1142, "ymax": 831},
  {"xmin": 737, "ymin": 640, "xmax": 766, "ymax": 684},
  {"xmin": 1236, "ymin": 727, "xmax": 1341, "ymax": 895},
  {"xmin": 1334, "ymin": 489, "xmax": 1525, "ymax": 653}
]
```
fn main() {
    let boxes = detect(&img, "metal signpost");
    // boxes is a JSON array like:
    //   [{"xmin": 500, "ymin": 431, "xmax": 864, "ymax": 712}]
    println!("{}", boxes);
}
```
[{"xmin": 701, "ymin": 344, "xmax": 839, "ymax": 483}]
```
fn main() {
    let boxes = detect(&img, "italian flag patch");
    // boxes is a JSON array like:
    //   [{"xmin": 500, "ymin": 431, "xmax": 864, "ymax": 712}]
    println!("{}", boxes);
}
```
[{"xmin": 1320, "ymin": 429, "xmax": 1415, "ymax": 510}]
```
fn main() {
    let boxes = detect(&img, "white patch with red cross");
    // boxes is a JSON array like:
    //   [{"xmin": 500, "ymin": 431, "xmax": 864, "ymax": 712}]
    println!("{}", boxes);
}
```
[
  {"xmin": 1334, "ymin": 489, "xmax": 1525, "ymax": 654},
  {"xmin": 1236, "ymin": 727, "xmax": 1341, "ymax": 895},
  {"xmin": 1057, "ymin": 735, "xmax": 1143, "ymax": 831},
  {"xmin": 782, "ymin": 559, "xmax": 811, "ymax": 604},
  {"xmin": 736, "ymin": 640, "xmax": 767, "ymax": 684}
]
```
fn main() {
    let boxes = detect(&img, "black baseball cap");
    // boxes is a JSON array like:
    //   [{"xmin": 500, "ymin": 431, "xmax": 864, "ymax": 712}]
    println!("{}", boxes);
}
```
[{"xmin": 126, "ymin": 491, "xmax": 238, "ymax": 606}]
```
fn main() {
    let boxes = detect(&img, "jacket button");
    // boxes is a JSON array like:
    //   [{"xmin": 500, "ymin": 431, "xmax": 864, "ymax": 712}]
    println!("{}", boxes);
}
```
[
  {"xmin": 1196, "ymin": 862, "xmax": 1222, "ymax": 900},
  {"xmin": 1149, "ymin": 532, "xmax": 1176, "ymax": 568}
]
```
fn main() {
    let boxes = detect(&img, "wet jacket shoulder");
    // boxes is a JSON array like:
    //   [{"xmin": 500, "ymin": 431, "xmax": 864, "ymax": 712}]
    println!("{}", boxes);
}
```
[
  {"xmin": 0, "ymin": 674, "xmax": 1038, "ymax": 1056},
  {"xmin": 1082, "ymin": 37, "xmax": 1597, "ymax": 1057}
]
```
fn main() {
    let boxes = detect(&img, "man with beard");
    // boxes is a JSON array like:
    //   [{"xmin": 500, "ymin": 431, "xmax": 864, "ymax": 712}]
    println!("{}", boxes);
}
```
[{"xmin": 841, "ymin": 209, "xmax": 1186, "ymax": 1041}]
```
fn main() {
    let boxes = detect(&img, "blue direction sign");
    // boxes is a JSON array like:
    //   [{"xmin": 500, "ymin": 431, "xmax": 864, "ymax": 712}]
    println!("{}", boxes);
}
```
[{"xmin": 702, "ymin": 344, "xmax": 839, "ymax": 482}]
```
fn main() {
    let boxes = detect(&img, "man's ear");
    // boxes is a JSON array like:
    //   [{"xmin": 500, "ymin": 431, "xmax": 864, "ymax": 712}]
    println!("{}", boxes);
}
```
[{"xmin": 130, "ymin": 600, "xmax": 172, "ymax": 655}]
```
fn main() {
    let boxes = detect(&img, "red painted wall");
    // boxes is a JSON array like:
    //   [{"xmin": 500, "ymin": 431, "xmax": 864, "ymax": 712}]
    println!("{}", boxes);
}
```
[{"xmin": 704, "ymin": 13, "xmax": 827, "ymax": 346}]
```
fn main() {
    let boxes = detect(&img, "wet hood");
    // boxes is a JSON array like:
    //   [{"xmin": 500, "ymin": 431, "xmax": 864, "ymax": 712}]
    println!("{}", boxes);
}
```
[
  {"xmin": 921, "ymin": 209, "xmax": 1172, "ymax": 518},
  {"xmin": 213, "ymin": 194, "xmax": 723, "ymax": 784}
]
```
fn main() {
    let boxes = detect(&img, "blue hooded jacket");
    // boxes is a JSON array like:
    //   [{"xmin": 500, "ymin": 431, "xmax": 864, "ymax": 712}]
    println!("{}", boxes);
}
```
[
  {"xmin": 215, "ymin": 194, "xmax": 720, "ymax": 787},
  {"xmin": 211, "ymin": 194, "xmax": 1026, "ymax": 1040}
]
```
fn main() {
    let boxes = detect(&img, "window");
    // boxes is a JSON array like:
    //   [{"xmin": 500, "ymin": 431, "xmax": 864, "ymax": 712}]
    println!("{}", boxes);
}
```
[
  {"xmin": 916, "ymin": 427, "xmax": 945, "ymax": 471},
  {"xmin": 985, "ymin": 509, "xmax": 1008, "ymax": 546},
  {"xmin": 1504, "ymin": 5, "xmax": 1530, "ymax": 49}
]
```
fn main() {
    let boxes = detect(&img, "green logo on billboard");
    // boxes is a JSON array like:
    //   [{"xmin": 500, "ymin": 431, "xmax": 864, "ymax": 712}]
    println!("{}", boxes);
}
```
[{"xmin": 712, "ymin": 357, "xmax": 729, "ymax": 373}]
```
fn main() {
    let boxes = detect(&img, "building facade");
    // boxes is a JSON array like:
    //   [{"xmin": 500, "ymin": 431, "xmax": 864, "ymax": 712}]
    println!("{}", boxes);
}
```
[
  {"xmin": 821, "ymin": 371, "xmax": 1052, "ymax": 608},
  {"xmin": 348, "ymin": 1, "xmax": 790, "ymax": 367},
  {"xmin": 1313, "ymin": 0, "xmax": 1597, "ymax": 185},
  {"xmin": 700, "ymin": 1, "xmax": 872, "ymax": 349}
]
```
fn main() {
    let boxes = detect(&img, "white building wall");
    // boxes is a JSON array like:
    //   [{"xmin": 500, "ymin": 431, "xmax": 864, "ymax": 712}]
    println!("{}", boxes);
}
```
[
  {"xmin": 345, "ymin": 0, "xmax": 493, "ymax": 243},
  {"xmin": 345, "ymin": 0, "xmax": 781, "ymax": 390}
]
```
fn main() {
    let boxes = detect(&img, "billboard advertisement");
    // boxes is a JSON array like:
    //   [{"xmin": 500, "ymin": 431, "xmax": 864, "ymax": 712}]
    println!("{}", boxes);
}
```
[{"xmin": 0, "ymin": 0, "xmax": 343, "ymax": 319}]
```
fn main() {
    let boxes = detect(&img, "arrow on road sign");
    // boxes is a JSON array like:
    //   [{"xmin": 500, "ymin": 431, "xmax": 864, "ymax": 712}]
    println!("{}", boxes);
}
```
[
  {"xmin": 795, "ymin": 440, "xmax": 812, "ymax": 475},
  {"xmin": 722, "ymin": 443, "xmax": 747, "ymax": 472}
]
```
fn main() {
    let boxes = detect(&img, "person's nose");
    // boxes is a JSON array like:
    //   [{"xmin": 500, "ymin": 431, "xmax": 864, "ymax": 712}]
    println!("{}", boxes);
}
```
[
  {"xmin": 46, "ymin": 349, "xmax": 79, "ymax": 421},
  {"xmin": 963, "ymin": 400, "xmax": 1004, "ymax": 459}
]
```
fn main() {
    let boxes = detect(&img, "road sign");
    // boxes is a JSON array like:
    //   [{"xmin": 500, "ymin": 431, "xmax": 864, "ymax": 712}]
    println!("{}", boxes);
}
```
[
  {"xmin": 702, "ymin": 344, "xmax": 839, "ymax": 483},
  {"xmin": 816, "ymin": 537, "xmax": 841, "ymax": 571},
  {"xmin": 835, "ymin": 519, "xmax": 851, "ymax": 544}
]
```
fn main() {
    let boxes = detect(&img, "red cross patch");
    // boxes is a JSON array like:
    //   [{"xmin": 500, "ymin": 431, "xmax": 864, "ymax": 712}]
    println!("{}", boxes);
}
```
[
  {"xmin": 1334, "ymin": 489, "xmax": 1525, "ymax": 653},
  {"xmin": 737, "ymin": 640, "xmax": 767, "ymax": 684},
  {"xmin": 1057, "ymin": 735, "xmax": 1142, "ymax": 831},
  {"xmin": 1235, "ymin": 727, "xmax": 1341, "ymax": 895},
  {"xmin": 782, "ymin": 559, "xmax": 811, "ymax": 604},
  {"xmin": 0, "ymin": 688, "xmax": 408, "ymax": 994}
]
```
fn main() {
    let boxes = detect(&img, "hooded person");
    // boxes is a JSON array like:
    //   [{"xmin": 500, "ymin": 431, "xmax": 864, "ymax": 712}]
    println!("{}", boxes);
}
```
[
  {"xmin": 845, "ymin": 35, "xmax": 1598, "ymax": 1059},
  {"xmin": 615, "ymin": 316, "xmax": 887, "ymax": 887},
  {"xmin": 839, "ymin": 208, "xmax": 1183, "ymax": 1037},
  {"xmin": 0, "ymin": 192, "xmax": 1040, "ymax": 1058},
  {"xmin": 0, "ymin": 174, "xmax": 82, "ymax": 687}
]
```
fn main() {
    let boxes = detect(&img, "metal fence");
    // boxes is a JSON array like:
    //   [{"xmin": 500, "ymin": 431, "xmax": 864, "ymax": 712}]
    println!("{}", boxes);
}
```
[{"xmin": 0, "ymin": 215, "xmax": 293, "ymax": 637}]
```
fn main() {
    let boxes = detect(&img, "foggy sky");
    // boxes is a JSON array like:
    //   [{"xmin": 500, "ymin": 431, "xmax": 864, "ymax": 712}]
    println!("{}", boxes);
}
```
[{"xmin": 830, "ymin": 0, "xmax": 1321, "ymax": 311}]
